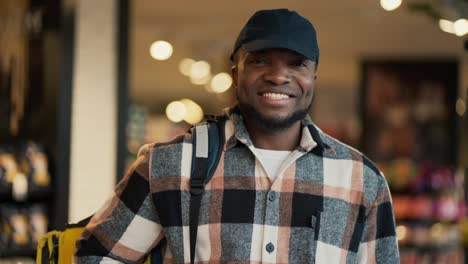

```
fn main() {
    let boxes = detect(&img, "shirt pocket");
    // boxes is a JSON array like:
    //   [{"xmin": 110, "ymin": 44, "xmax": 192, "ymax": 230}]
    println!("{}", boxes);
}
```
[{"xmin": 315, "ymin": 210, "xmax": 366, "ymax": 263}]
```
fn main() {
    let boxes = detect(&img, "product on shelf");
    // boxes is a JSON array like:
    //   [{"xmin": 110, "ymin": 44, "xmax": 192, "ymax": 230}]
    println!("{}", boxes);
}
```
[
  {"xmin": 393, "ymin": 192, "xmax": 463, "ymax": 222},
  {"xmin": 0, "ymin": 147, "xmax": 18, "ymax": 188},
  {"xmin": 29, "ymin": 204, "xmax": 47, "ymax": 247},
  {"xmin": 11, "ymin": 172, "xmax": 28, "ymax": 201},
  {"xmin": 378, "ymin": 161, "xmax": 458, "ymax": 194},
  {"xmin": 0, "ymin": 142, "xmax": 52, "ymax": 201},
  {"xmin": 0, "ymin": 141, "xmax": 52, "ymax": 258},
  {"xmin": 400, "ymin": 246, "xmax": 464, "ymax": 264},
  {"xmin": 363, "ymin": 60, "xmax": 461, "ymax": 264},
  {"xmin": 411, "ymin": 224, "xmax": 430, "ymax": 246},
  {"xmin": 397, "ymin": 222, "xmax": 460, "ymax": 247},
  {"xmin": 1, "ymin": 205, "xmax": 31, "ymax": 250},
  {"xmin": 17, "ymin": 142, "xmax": 50, "ymax": 189},
  {"xmin": 0, "ymin": 203, "xmax": 49, "ymax": 255},
  {"xmin": 409, "ymin": 195, "xmax": 432, "ymax": 220},
  {"xmin": 393, "ymin": 158, "xmax": 418, "ymax": 191},
  {"xmin": 393, "ymin": 195, "xmax": 411, "ymax": 220},
  {"xmin": 377, "ymin": 159, "xmax": 418, "ymax": 191},
  {"xmin": 433, "ymin": 194, "xmax": 462, "ymax": 221}
]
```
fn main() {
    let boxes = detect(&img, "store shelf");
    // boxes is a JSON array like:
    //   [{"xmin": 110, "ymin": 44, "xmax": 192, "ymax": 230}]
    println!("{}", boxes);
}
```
[
  {"xmin": 0, "ymin": 248, "xmax": 36, "ymax": 258},
  {"xmin": 396, "ymin": 218, "xmax": 460, "ymax": 224},
  {"xmin": 0, "ymin": 186, "xmax": 52, "ymax": 203},
  {"xmin": 361, "ymin": 60, "xmax": 462, "ymax": 264},
  {"xmin": 399, "ymin": 243, "xmax": 461, "ymax": 251}
]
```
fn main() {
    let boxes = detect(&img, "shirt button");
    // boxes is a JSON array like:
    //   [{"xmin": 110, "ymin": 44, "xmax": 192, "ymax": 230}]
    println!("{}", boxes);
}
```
[
  {"xmin": 268, "ymin": 192, "xmax": 276, "ymax": 202},
  {"xmin": 266, "ymin": 242, "xmax": 275, "ymax": 253}
]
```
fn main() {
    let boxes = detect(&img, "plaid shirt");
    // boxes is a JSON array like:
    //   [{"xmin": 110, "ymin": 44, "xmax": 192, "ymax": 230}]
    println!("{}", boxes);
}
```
[{"xmin": 75, "ymin": 109, "xmax": 399, "ymax": 263}]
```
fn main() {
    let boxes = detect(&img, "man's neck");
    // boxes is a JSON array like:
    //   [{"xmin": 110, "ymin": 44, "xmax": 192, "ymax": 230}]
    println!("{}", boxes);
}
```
[{"xmin": 244, "ymin": 119, "xmax": 302, "ymax": 151}]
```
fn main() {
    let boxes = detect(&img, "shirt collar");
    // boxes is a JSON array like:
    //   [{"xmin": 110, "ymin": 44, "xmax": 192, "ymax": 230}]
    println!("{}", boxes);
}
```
[{"xmin": 222, "ymin": 106, "xmax": 336, "ymax": 155}]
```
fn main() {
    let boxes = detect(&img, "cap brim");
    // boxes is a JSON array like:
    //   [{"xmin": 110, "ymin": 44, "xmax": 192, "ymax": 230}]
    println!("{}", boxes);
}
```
[{"xmin": 242, "ymin": 39, "xmax": 316, "ymax": 61}]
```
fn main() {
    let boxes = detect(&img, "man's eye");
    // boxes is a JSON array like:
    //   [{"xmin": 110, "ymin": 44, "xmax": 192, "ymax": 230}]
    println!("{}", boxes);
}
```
[
  {"xmin": 292, "ymin": 61, "xmax": 308, "ymax": 67},
  {"xmin": 250, "ymin": 57, "xmax": 268, "ymax": 64}
]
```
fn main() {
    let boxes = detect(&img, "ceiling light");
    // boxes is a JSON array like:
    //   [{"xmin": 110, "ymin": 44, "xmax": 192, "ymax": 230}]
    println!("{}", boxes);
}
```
[
  {"xmin": 190, "ymin": 74, "xmax": 212, "ymax": 85},
  {"xmin": 180, "ymin": 99, "xmax": 204, "ymax": 125},
  {"xmin": 179, "ymin": 58, "xmax": 195, "ymax": 76},
  {"xmin": 189, "ymin": 60, "xmax": 211, "ymax": 80},
  {"xmin": 380, "ymin": 0, "xmax": 402, "ymax": 11},
  {"xmin": 210, "ymin": 72, "xmax": 233, "ymax": 93},
  {"xmin": 439, "ymin": 19, "xmax": 455, "ymax": 34},
  {"xmin": 150, "ymin": 40, "xmax": 173, "ymax": 61},
  {"xmin": 454, "ymin": 19, "xmax": 468, "ymax": 36},
  {"xmin": 165, "ymin": 101, "xmax": 186, "ymax": 122}
]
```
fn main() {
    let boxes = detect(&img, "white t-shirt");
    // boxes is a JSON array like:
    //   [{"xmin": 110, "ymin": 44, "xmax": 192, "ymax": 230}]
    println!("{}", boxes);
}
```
[{"xmin": 252, "ymin": 147, "xmax": 292, "ymax": 181}]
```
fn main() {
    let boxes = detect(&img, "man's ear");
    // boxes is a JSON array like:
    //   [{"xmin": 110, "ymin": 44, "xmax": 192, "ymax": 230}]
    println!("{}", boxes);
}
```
[{"xmin": 231, "ymin": 65, "xmax": 238, "ymax": 88}]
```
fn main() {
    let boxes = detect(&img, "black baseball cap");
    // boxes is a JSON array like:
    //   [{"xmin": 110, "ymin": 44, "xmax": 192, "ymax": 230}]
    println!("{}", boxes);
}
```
[{"xmin": 230, "ymin": 9, "xmax": 319, "ymax": 63}]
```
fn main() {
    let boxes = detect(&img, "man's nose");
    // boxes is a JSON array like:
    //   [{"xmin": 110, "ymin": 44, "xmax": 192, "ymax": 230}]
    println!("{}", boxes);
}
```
[{"xmin": 263, "ymin": 63, "xmax": 291, "ymax": 85}]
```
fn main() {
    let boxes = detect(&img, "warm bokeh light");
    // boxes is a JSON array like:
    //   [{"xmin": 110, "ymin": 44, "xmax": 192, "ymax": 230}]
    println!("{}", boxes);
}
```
[
  {"xmin": 439, "ymin": 19, "xmax": 455, "ymax": 34},
  {"xmin": 149, "ymin": 40, "xmax": 173, "ymax": 60},
  {"xmin": 190, "ymin": 60, "xmax": 211, "ymax": 80},
  {"xmin": 210, "ymin": 72, "xmax": 233, "ymax": 93},
  {"xmin": 165, "ymin": 101, "xmax": 186, "ymax": 122},
  {"xmin": 456, "ymin": 98, "xmax": 466, "ymax": 116},
  {"xmin": 179, "ymin": 58, "xmax": 195, "ymax": 76},
  {"xmin": 180, "ymin": 99, "xmax": 204, "ymax": 125},
  {"xmin": 380, "ymin": 0, "xmax": 402, "ymax": 11},
  {"xmin": 396, "ymin": 225, "xmax": 408, "ymax": 241},
  {"xmin": 454, "ymin": 19, "xmax": 468, "ymax": 36},
  {"xmin": 166, "ymin": 99, "xmax": 204, "ymax": 124},
  {"xmin": 190, "ymin": 74, "xmax": 212, "ymax": 85}
]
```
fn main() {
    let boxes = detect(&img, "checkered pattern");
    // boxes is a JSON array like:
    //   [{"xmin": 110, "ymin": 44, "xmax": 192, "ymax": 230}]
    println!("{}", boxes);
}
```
[{"xmin": 75, "ymin": 108, "xmax": 399, "ymax": 263}]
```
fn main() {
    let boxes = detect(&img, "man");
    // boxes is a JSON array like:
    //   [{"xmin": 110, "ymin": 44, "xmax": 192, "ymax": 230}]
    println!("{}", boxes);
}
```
[{"xmin": 75, "ymin": 9, "xmax": 399, "ymax": 263}]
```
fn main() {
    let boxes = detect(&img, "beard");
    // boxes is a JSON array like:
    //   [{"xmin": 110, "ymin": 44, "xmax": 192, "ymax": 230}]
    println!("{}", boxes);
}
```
[{"xmin": 237, "ymin": 101, "xmax": 312, "ymax": 131}]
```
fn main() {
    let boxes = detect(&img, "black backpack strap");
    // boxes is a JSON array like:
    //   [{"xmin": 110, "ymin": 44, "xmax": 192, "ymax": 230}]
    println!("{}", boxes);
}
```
[{"xmin": 189, "ymin": 117, "xmax": 225, "ymax": 264}]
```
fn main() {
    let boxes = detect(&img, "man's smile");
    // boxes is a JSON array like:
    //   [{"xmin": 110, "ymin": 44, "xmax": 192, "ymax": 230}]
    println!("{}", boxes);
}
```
[{"xmin": 260, "ymin": 92, "xmax": 291, "ymax": 100}]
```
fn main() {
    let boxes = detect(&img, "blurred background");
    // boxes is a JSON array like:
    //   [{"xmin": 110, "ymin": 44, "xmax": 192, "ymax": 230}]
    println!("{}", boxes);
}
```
[{"xmin": 0, "ymin": 0, "xmax": 467, "ymax": 262}]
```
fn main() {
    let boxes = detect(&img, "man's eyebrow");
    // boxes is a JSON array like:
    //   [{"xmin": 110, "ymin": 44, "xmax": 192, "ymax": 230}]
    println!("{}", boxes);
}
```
[{"xmin": 247, "ymin": 50, "xmax": 267, "ymax": 56}]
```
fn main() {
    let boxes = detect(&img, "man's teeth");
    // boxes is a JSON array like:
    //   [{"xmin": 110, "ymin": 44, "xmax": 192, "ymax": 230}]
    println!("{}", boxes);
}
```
[{"xmin": 262, "ymin": 93, "xmax": 289, "ymax": 99}]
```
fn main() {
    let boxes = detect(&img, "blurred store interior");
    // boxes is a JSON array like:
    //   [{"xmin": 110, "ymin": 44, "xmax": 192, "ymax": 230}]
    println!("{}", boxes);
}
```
[{"xmin": 0, "ymin": 0, "xmax": 467, "ymax": 262}]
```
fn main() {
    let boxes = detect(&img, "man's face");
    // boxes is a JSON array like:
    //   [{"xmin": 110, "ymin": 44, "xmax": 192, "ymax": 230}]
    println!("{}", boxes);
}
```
[{"xmin": 232, "ymin": 48, "xmax": 317, "ymax": 131}]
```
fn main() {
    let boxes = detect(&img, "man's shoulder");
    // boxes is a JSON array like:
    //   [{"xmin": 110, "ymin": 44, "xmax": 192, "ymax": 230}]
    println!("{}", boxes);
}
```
[
  {"xmin": 317, "ymin": 131, "xmax": 387, "ymax": 202},
  {"xmin": 137, "ymin": 132, "xmax": 194, "ymax": 158},
  {"xmin": 318, "ymin": 130, "xmax": 383, "ymax": 179}
]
